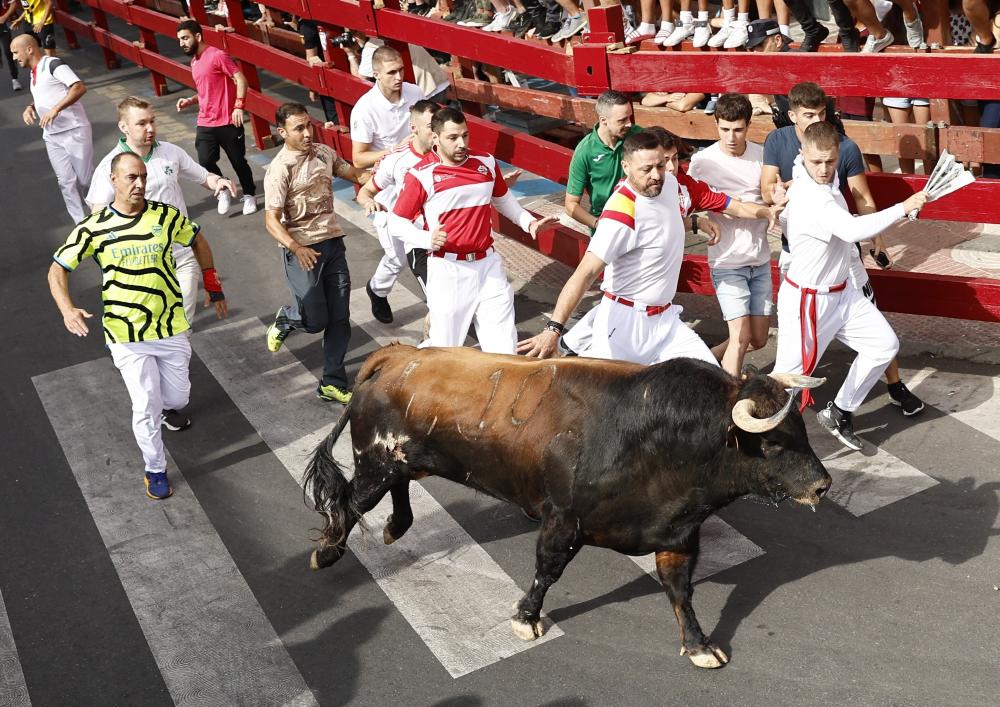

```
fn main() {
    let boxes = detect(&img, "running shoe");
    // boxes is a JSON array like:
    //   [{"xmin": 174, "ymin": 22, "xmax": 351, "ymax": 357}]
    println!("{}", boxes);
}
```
[
  {"xmin": 862, "ymin": 29, "xmax": 894, "ymax": 53},
  {"xmin": 145, "ymin": 471, "xmax": 173, "ymax": 500},
  {"xmin": 367, "ymin": 282, "xmax": 393, "ymax": 324},
  {"xmin": 816, "ymin": 402, "xmax": 864, "ymax": 452},
  {"xmin": 217, "ymin": 189, "xmax": 231, "ymax": 215},
  {"xmin": 692, "ymin": 20, "xmax": 711, "ymax": 47},
  {"xmin": 654, "ymin": 23, "xmax": 676, "ymax": 46},
  {"xmin": 242, "ymin": 194, "xmax": 258, "ymax": 215},
  {"xmin": 707, "ymin": 20, "xmax": 732, "ymax": 48},
  {"xmin": 723, "ymin": 20, "xmax": 749, "ymax": 48},
  {"xmin": 661, "ymin": 22, "xmax": 694, "ymax": 47},
  {"xmin": 317, "ymin": 384, "xmax": 353, "ymax": 404},
  {"xmin": 482, "ymin": 6, "xmax": 515, "ymax": 31},
  {"xmin": 161, "ymin": 409, "xmax": 192, "ymax": 431},
  {"xmin": 265, "ymin": 308, "xmax": 292, "ymax": 352},
  {"xmin": 888, "ymin": 381, "xmax": 924, "ymax": 416}
]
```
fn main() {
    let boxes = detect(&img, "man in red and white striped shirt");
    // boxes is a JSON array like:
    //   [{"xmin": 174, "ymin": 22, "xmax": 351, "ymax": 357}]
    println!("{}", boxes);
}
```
[{"xmin": 389, "ymin": 107, "xmax": 554, "ymax": 353}]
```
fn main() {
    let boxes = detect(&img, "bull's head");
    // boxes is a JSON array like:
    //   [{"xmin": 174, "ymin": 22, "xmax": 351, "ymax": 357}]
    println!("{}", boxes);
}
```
[{"xmin": 730, "ymin": 371, "xmax": 832, "ymax": 509}]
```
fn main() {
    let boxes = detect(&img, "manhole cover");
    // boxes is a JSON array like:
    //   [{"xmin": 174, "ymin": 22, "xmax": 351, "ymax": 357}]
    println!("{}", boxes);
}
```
[{"xmin": 951, "ymin": 233, "xmax": 1000, "ymax": 271}]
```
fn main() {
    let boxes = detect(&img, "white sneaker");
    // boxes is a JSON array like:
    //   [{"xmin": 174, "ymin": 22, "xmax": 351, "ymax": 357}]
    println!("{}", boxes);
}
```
[
  {"xmin": 723, "ymin": 20, "xmax": 749, "ymax": 48},
  {"xmin": 242, "ymin": 194, "xmax": 258, "ymax": 215},
  {"xmin": 662, "ymin": 22, "xmax": 694, "ymax": 47},
  {"xmin": 482, "ymin": 6, "xmax": 515, "ymax": 32},
  {"xmin": 12, "ymin": 78, "xmax": 23, "ymax": 91},
  {"xmin": 862, "ymin": 29, "xmax": 894, "ymax": 53},
  {"xmin": 217, "ymin": 189, "xmax": 232, "ymax": 215},
  {"xmin": 654, "ymin": 23, "xmax": 676, "ymax": 46},
  {"xmin": 707, "ymin": 21, "xmax": 731, "ymax": 48},
  {"xmin": 692, "ymin": 20, "xmax": 711, "ymax": 48}
]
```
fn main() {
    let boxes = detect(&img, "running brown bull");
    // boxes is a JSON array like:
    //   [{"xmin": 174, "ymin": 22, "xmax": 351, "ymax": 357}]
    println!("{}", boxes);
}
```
[{"xmin": 304, "ymin": 344, "xmax": 832, "ymax": 669}]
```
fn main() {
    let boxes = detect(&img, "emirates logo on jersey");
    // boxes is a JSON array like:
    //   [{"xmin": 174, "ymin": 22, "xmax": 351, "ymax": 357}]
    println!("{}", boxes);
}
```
[
  {"xmin": 434, "ymin": 174, "xmax": 454, "ymax": 183},
  {"xmin": 476, "ymin": 165, "xmax": 489, "ymax": 176}
]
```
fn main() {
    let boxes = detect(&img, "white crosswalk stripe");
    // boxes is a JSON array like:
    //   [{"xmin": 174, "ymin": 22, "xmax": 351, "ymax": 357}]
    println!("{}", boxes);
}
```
[
  {"xmin": 191, "ymin": 319, "xmax": 563, "ymax": 679},
  {"xmin": 0, "ymin": 588, "xmax": 30, "ymax": 707},
  {"xmin": 33, "ymin": 360, "xmax": 318, "ymax": 707},
  {"xmin": 805, "ymin": 415, "xmax": 939, "ymax": 516},
  {"xmin": 628, "ymin": 516, "xmax": 765, "ymax": 583},
  {"xmin": 903, "ymin": 366, "xmax": 1000, "ymax": 445}
]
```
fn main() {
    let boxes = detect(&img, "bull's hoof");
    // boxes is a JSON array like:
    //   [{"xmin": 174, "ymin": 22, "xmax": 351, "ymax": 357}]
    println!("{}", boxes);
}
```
[
  {"xmin": 309, "ymin": 545, "xmax": 344, "ymax": 571},
  {"xmin": 510, "ymin": 616, "xmax": 546, "ymax": 641},
  {"xmin": 680, "ymin": 643, "xmax": 729, "ymax": 669},
  {"xmin": 383, "ymin": 525, "xmax": 398, "ymax": 545}
]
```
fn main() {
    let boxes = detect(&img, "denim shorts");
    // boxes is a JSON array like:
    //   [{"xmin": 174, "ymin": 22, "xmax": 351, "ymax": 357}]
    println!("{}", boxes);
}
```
[
  {"xmin": 883, "ymin": 97, "xmax": 929, "ymax": 110},
  {"xmin": 711, "ymin": 264, "xmax": 774, "ymax": 321}
]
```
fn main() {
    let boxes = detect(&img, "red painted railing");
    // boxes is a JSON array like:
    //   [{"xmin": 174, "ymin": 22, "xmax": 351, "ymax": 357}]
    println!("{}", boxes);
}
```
[{"xmin": 52, "ymin": 0, "xmax": 1000, "ymax": 321}]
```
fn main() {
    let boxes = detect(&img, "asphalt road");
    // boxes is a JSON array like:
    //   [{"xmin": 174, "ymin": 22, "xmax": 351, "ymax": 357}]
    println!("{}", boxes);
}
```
[{"xmin": 0, "ymin": 36, "xmax": 998, "ymax": 707}]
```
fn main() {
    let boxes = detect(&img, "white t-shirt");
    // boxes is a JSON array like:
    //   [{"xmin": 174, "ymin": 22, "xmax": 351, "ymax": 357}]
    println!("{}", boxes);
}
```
[
  {"xmin": 350, "ymin": 82, "xmax": 423, "ymax": 152},
  {"xmin": 587, "ymin": 176, "xmax": 686, "ymax": 306},
  {"xmin": 86, "ymin": 139, "xmax": 209, "ymax": 216},
  {"xmin": 783, "ymin": 157, "xmax": 903, "ymax": 287},
  {"xmin": 358, "ymin": 38, "xmax": 384, "ymax": 79},
  {"xmin": 371, "ymin": 141, "xmax": 426, "ymax": 210},
  {"xmin": 688, "ymin": 141, "xmax": 771, "ymax": 270},
  {"xmin": 29, "ymin": 56, "xmax": 90, "ymax": 136}
]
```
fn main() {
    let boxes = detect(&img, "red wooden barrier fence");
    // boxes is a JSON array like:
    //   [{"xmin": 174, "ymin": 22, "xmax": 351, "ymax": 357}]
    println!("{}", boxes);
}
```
[{"xmin": 51, "ymin": 0, "xmax": 1000, "ymax": 322}]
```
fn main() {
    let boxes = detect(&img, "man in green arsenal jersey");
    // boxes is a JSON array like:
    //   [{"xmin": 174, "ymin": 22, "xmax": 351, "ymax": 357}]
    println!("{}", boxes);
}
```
[{"xmin": 47, "ymin": 152, "xmax": 228, "ymax": 500}]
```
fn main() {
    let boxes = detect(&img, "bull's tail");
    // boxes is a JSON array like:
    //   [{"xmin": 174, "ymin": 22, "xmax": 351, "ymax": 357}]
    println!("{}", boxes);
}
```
[{"xmin": 304, "ymin": 405, "xmax": 361, "ymax": 553}]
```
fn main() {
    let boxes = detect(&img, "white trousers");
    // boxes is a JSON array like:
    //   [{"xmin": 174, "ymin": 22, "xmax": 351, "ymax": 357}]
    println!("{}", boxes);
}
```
[
  {"xmin": 108, "ymin": 333, "xmax": 192, "ymax": 474},
  {"xmin": 561, "ymin": 303, "xmax": 597, "ymax": 354},
  {"xmin": 582, "ymin": 298, "xmax": 718, "ymax": 366},
  {"xmin": 426, "ymin": 250, "xmax": 516, "ymax": 354},
  {"xmin": 175, "ymin": 246, "xmax": 200, "ymax": 326},
  {"xmin": 369, "ymin": 215, "xmax": 409, "ymax": 298},
  {"xmin": 773, "ymin": 281, "xmax": 899, "ymax": 412},
  {"xmin": 44, "ymin": 124, "xmax": 94, "ymax": 224}
]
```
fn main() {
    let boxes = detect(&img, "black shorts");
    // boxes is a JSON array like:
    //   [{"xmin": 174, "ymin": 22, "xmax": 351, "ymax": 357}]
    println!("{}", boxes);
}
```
[{"xmin": 19, "ymin": 23, "xmax": 56, "ymax": 50}]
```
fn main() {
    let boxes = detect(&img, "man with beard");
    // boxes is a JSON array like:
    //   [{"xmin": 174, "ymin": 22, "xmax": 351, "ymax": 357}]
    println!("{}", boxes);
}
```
[
  {"xmin": 518, "ymin": 130, "xmax": 717, "ymax": 365},
  {"xmin": 48, "ymin": 152, "xmax": 229, "ymax": 500},
  {"xmin": 175, "ymin": 19, "xmax": 257, "ymax": 216},
  {"xmin": 564, "ymin": 90, "xmax": 642, "ymax": 234},
  {"xmin": 263, "ymin": 103, "xmax": 369, "ymax": 404},
  {"xmin": 356, "ymin": 100, "xmax": 438, "ymax": 323},
  {"xmin": 87, "ymin": 96, "xmax": 236, "ymax": 326},
  {"xmin": 774, "ymin": 122, "xmax": 926, "ymax": 451},
  {"xmin": 388, "ymin": 107, "xmax": 555, "ymax": 354}
]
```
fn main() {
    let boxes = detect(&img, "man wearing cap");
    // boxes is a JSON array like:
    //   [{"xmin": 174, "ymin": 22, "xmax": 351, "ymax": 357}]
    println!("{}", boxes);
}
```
[{"xmin": 745, "ymin": 19, "xmax": 789, "ymax": 117}]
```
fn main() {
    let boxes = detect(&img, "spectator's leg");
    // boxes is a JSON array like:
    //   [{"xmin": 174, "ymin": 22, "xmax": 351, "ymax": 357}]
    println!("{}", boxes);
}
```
[
  {"xmin": 0, "ymin": 30, "xmax": 18, "ymax": 81},
  {"xmin": 962, "ymin": 0, "xmax": 994, "ymax": 47},
  {"xmin": 195, "ymin": 126, "xmax": 224, "ymax": 178},
  {"xmin": 884, "ymin": 102, "xmax": 917, "ymax": 174},
  {"xmin": 216, "ymin": 124, "xmax": 257, "ymax": 197},
  {"xmin": 844, "ymin": 0, "xmax": 889, "ymax": 40}
]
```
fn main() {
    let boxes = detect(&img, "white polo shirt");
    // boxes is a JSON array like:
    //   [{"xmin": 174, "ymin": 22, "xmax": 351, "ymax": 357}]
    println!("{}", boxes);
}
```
[
  {"xmin": 86, "ymin": 139, "xmax": 210, "ymax": 215},
  {"xmin": 350, "ymin": 82, "xmax": 423, "ymax": 152},
  {"xmin": 29, "ymin": 56, "xmax": 90, "ymax": 136},
  {"xmin": 688, "ymin": 141, "xmax": 771, "ymax": 270},
  {"xmin": 587, "ymin": 176, "xmax": 686, "ymax": 306}
]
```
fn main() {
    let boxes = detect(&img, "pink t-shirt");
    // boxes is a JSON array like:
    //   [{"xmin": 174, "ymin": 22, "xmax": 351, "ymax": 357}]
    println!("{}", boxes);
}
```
[{"xmin": 191, "ymin": 46, "xmax": 239, "ymax": 128}]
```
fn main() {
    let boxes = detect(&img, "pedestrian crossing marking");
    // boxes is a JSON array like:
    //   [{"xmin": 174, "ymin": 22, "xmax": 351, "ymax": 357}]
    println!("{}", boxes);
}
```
[
  {"xmin": 629, "ymin": 516, "xmax": 766, "ymax": 583},
  {"xmin": 33, "ymin": 360, "xmax": 318, "ymax": 707},
  {"xmin": 904, "ymin": 366, "xmax": 1000, "ymax": 446},
  {"xmin": 0, "ymin": 588, "xmax": 30, "ymax": 707},
  {"xmin": 192, "ymin": 319, "xmax": 564, "ymax": 679}
]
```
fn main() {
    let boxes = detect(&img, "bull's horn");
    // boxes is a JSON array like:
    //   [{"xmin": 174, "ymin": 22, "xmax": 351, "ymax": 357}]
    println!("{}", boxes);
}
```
[
  {"xmin": 732, "ymin": 392, "xmax": 796, "ymax": 433},
  {"xmin": 768, "ymin": 372, "xmax": 826, "ymax": 390}
]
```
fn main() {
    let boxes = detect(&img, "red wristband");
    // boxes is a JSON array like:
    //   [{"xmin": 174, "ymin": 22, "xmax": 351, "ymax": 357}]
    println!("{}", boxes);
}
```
[
  {"xmin": 234, "ymin": 98, "xmax": 245, "ymax": 109},
  {"xmin": 202, "ymin": 267, "xmax": 223, "ymax": 293}
]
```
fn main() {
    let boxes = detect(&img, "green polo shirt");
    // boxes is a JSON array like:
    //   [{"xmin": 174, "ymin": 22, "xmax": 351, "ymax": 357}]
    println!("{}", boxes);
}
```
[{"xmin": 566, "ymin": 123, "xmax": 643, "ymax": 226}]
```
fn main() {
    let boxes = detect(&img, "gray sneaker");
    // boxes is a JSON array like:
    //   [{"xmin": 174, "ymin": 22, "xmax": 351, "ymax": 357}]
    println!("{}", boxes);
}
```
[
  {"xmin": 862, "ymin": 29, "xmax": 894, "ymax": 53},
  {"xmin": 551, "ymin": 13, "xmax": 587, "ymax": 42},
  {"xmin": 816, "ymin": 402, "xmax": 864, "ymax": 451}
]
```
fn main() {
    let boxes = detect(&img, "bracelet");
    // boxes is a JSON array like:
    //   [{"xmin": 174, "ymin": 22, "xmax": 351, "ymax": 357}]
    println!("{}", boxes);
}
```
[
  {"xmin": 544, "ymin": 319, "xmax": 565, "ymax": 335},
  {"xmin": 234, "ymin": 98, "xmax": 245, "ymax": 109},
  {"xmin": 691, "ymin": 213, "xmax": 699, "ymax": 234}
]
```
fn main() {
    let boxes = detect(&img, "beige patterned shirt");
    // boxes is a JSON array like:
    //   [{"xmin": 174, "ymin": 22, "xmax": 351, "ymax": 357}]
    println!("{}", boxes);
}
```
[{"xmin": 264, "ymin": 143, "xmax": 348, "ymax": 246}]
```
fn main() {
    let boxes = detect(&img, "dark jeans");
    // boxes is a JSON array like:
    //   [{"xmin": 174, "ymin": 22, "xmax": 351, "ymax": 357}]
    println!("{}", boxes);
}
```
[
  {"xmin": 195, "ymin": 124, "xmax": 256, "ymax": 196},
  {"xmin": 785, "ymin": 0, "xmax": 855, "ymax": 36},
  {"xmin": 281, "ymin": 237, "xmax": 351, "ymax": 389},
  {"xmin": 0, "ymin": 28, "xmax": 17, "ymax": 80}
]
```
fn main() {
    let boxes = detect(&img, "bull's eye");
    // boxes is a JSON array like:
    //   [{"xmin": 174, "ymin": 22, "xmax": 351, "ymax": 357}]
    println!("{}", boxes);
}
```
[{"xmin": 760, "ymin": 439, "xmax": 783, "ymax": 458}]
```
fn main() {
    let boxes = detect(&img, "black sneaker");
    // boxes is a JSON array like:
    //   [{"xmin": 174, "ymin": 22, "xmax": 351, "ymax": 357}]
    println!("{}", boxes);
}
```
[
  {"xmin": 974, "ymin": 37, "xmax": 996, "ymax": 54},
  {"xmin": 445, "ymin": 0, "xmax": 472, "ymax": 23},
  {"xmin": 816, "ymin": 402, "xmax": 864, "ymax": 451},
  {"xmin": 887, "ymin": 381, "xmax": 924, "ymax": 416},
  {"xmin": 509, "ymin": 11, "xmax": 531, "ymax": 38},
  {"xmin": 534, "ymin": 18, "xmax": 561, "ymax": 39},
  {"xmin": 839, "ymin": 28, "xmax": 861, "ymax": 52},
  {"xmin": 161, "ymin": 409, "xmax": 191, "ymax": 431},
  {"xmin": 366, "ymin": 282, "xmax": 393, "ymax": 324},
  {"xmin": 797, "ymin": 24, "xmax": 829, "ymax": 52}
]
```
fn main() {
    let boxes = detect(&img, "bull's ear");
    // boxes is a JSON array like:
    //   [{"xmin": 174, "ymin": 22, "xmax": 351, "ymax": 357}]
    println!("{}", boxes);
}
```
[{"xmin": 740, "ymin": 364, "xmax": 759, "ymax": 381}]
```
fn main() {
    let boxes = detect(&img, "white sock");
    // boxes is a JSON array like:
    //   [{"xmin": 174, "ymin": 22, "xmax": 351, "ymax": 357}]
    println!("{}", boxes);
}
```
[
  {"xmin": 780, "ymin": 23, "xmax": 790, "ymax": 36},
  {"xmin": 697, "ymin": 10, "xmax": 709, "ymax": 21},
  {"xmin": 679, "ymin": 10, "xmax": 693, "ymax": 25},
  {"xmin": 639, "ymin": 21, "xmax": 656, "ymax": 33},
  {"xmin": 737, "ymin": 11, "xmax": 749, "ymax": 23},
  {"xmin": 723, "ymin": 7, "xmax": 735, "ymax": 21}
]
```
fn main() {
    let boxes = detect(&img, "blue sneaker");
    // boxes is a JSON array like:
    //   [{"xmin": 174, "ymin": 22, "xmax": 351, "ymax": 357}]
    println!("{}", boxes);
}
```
[{"xmin": 145, "ymin": 471, "xmax": 173, "ymax": 500}]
